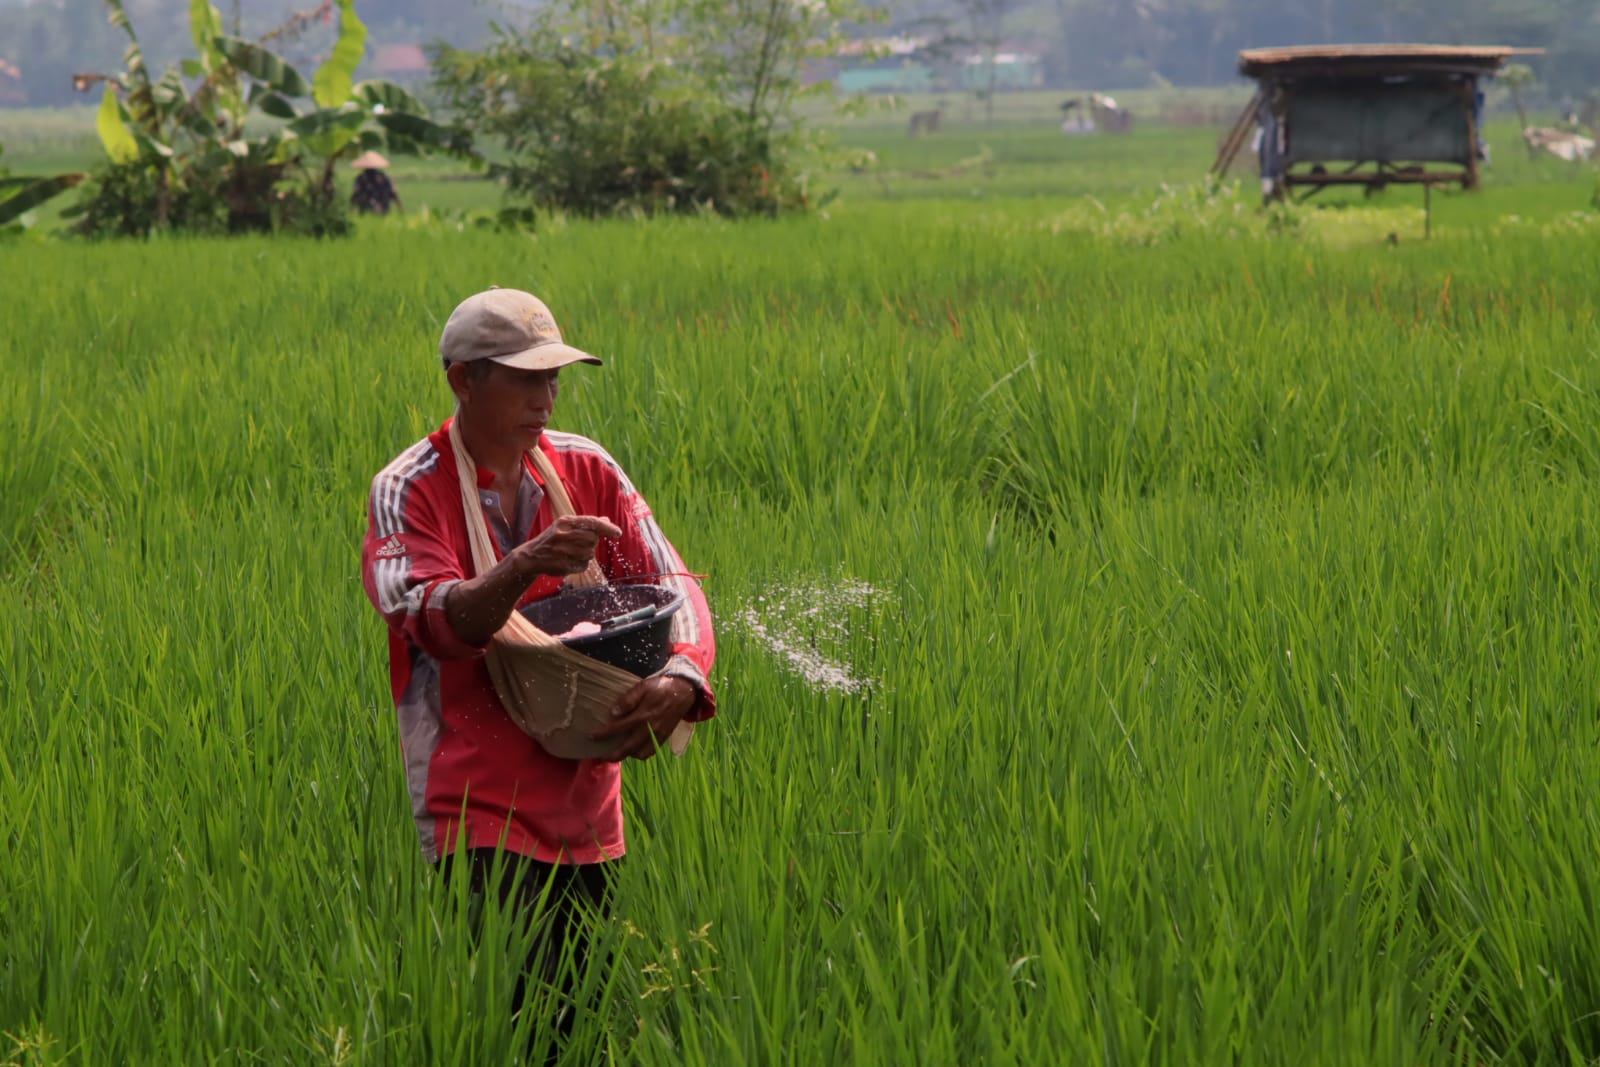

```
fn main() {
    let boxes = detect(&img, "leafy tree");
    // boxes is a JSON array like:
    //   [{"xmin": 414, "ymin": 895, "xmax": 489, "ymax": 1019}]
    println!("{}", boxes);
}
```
[
  {"xmin": 69, "ymin": 0, "xmax": 471, "ymax": 237},
  {"xmin": 431, "ymin": 0, "xmax": 876, "ymax": 218}
]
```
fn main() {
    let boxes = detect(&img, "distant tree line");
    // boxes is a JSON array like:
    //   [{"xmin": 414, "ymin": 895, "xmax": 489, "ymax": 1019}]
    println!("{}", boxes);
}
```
[
  {"xmin": 1064, "ymin": 0, "xmax": 1594, "ymax": 92},
  {"xmin": 891, "ymin": 0, "xmax": 1596, "ymax": 96},
  {"xmin": 3, "ymin": 0, "xmax": 1594, "ymax": 110},
  {"xmin": 0, "ymin": 0, "xmax": 477, "ymax": 108}
]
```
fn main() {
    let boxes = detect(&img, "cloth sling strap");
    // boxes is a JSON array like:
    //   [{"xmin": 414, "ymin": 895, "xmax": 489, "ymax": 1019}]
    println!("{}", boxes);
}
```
[{"xmin": 448, "ymin": 419, "xmax": 693, "ymax": 759}]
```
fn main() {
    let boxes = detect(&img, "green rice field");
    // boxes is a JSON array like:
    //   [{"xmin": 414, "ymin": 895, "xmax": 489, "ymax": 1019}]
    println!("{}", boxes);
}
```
[{"xmin": 4, "ymin": 110, "xmax": 1600, "ymax": 1064}]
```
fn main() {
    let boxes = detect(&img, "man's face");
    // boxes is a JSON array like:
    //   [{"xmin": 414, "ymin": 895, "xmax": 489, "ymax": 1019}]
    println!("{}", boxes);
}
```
[{"xmin": 455, "ymin": 361, "xmax": 561, "ymax": 454}]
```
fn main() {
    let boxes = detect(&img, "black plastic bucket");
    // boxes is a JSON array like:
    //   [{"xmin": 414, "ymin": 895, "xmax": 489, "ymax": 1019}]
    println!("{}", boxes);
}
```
[{"xmin": 518, "ymin": 584, "xmax": 685, "ymax": 675}]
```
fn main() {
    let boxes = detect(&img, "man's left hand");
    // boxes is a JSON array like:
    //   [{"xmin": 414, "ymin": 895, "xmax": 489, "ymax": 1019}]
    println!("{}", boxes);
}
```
[{"xmin": 591, "ymin": 675, "xmax": 697, "ymax": 762}]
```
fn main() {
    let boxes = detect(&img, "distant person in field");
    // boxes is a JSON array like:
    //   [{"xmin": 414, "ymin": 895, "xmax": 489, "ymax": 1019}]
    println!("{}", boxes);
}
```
[
  {"xmin": 350, "ymin": 150, "xmax": 402, "ymax": 215},
  {"xmin": 359, "ymin": 287, "xmax": 717, "ymax": 1062}
]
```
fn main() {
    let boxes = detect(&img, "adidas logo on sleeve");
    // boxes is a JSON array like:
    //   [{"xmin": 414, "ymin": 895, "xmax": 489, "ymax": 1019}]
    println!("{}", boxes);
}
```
[{"xmin": 374, "ymin": 534, "xmax": 408, "ymax": 559}]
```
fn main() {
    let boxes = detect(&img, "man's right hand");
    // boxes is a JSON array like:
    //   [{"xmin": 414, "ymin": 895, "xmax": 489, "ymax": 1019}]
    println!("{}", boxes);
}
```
[
  {"xmin": 447, "ymin": 515, "xmax": 623, "ymax": 648},
  {"xmin": 512, "ymin": 515, "xmax": 623, "ymax": 578}
]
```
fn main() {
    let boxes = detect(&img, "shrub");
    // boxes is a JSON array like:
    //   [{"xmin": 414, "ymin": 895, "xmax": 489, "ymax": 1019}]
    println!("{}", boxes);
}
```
[{"xmin": 432, "ymin": 0, "xmax": 873, "ymax": 219}]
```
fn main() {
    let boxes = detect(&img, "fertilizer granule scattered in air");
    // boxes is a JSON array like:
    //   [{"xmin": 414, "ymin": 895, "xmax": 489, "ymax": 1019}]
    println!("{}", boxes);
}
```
[{"xmin": 730, "ymin": 578, "xmax": 894, "ymax": 695}]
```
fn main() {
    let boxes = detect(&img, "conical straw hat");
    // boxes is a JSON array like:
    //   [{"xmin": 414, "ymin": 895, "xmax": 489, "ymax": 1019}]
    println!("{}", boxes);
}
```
[{"xmin": 350, "ymin": 150, "xmax": 390, "ymax": 170}]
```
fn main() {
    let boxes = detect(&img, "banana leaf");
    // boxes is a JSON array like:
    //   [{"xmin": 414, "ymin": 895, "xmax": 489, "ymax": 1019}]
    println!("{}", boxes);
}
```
[
  {"xmin": 251, "ymin": 87, "xmax": 300, "ymax": 121},
  {"xmin": 188, "ymin": 0, "xmax": 223, "ymax": 70},
  {"xmin": 175, "ymin": 101, "xmax": 219, "ymax": 140},
  {"xmin": 96, "ymin": 86, "xmax": 140, "ymax": 164},
  {"xmin": 287, "ymin": 107, "xmax": 367, "ymax": 139},
  {"xmin": 376, "ymin": 112, "xmax": 473, "ymax": 154},
  {"xmin": 151, "ymin": 68, "xmax": 188, "ymax": 111},
  {"xmin": 215, "ymin": 37, "xmax": 311, "ymax": 99},
  {"xmin": 0, "ymin": 174, "xmax": 85, "ymax": 226},
  {"xmin": 352, "ymin": 80, "xmax": 426, "ymax": 117},
  {"xmin": 312, "ymin": 0, "xmax": 368, "ymax": 109},
  {"xmin": 290, "ymin": 107, "xmax": 367, "ymax": 160},
  {"xmin": 132, "ymin": 130, "xmax": 175, "ymax": 160},
  {"xmin": 104, "ymin": 0, "xmax": 149, "ymax": 92}
]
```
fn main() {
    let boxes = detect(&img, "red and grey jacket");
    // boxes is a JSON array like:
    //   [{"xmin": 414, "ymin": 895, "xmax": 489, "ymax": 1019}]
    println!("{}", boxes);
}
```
[{"xmin": 360, "ymin": 418, "xmax": 716, "ymax": 864}]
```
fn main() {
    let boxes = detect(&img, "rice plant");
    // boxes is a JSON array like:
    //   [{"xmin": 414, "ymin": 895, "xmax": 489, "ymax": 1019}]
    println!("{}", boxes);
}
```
[{"xmin": 3, "ymin": 200, "xmax": 1599, "ymax": 1064}]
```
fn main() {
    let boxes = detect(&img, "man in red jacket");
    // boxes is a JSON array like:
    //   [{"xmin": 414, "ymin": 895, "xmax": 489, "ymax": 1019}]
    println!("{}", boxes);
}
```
[{"xmin": 360, "ymin": 286, "xmax": 716, "ymax": 1058}]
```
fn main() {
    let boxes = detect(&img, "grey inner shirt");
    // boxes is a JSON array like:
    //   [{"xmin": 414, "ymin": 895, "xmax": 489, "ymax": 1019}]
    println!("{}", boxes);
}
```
[{"xmin": 480, "ymin": 469, "xmax": 546, "ymax": 556}]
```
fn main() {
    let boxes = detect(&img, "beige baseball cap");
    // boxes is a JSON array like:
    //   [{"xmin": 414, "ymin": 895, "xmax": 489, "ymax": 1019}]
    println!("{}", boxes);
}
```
[{"xmin": 438, "ymin": 288, "xmax": 602, "ymax": 371}]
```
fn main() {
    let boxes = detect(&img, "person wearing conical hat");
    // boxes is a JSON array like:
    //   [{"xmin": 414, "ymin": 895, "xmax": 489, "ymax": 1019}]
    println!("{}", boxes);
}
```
[{"xmin": 350, "ymin": 149, "xmax": 402, "ymax": 215}]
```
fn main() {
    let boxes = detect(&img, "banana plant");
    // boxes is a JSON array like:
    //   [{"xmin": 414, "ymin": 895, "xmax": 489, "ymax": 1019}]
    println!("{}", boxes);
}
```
[{"xmin": 79, "ymin": 0, "xmax": 472, "ymax": 234}]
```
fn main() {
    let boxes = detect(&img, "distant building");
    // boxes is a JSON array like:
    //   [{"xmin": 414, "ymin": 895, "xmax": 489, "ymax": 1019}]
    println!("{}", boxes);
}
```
[
  {"xmin": 0, "ymin": 58, "xmax": 24, "ymax": 107},
  {"xmin": 959, "ymin": 50, "xmax": 1044, "ymax": 92},
  {"xmin": 834, "ymin": 63, "xmax": 935, "ymax": 94},
  {"xmin": 371, "ymin": 44, "xmax": 429, "ymax": 81},
  {"xmin": 820, "ymin": 37, "xmax": 1044, "ymax": 94}
]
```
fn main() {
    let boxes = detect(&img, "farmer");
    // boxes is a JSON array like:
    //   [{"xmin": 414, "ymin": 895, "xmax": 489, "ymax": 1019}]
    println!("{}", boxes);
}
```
[
  {"xmin": 350, "ymin": 150, "xmax": 401, "ymax": 215},
  {"xmin": 360, "ymin": 287, "xmax": 716, "ymax": 1059}
]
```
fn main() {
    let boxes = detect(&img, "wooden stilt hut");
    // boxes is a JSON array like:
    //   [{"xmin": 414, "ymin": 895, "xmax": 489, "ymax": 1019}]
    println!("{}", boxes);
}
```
[{"xmin": 1213, "ymin": 45, "xmax": 1544, "ymax": 203}]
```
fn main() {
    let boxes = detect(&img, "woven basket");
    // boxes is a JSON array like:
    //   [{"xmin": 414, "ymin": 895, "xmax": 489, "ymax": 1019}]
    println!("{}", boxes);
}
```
[{"xmin": 450, "ymin": 419, "xmax": 693, "ymax": 760}]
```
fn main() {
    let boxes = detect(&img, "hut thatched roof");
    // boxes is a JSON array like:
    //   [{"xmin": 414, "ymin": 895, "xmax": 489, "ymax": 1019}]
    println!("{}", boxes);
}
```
[{"xmin": 1238, "ymin": 44, "xmax": 1543, "ymax": 80}]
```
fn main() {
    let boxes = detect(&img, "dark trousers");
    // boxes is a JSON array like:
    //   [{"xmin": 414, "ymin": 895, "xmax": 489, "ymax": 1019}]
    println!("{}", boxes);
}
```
[{"xmin": 437, "ymin": 849, "xmax": 616, "ymax": 1064}]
